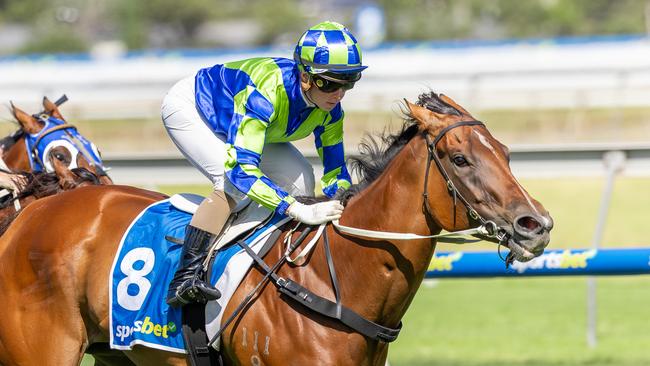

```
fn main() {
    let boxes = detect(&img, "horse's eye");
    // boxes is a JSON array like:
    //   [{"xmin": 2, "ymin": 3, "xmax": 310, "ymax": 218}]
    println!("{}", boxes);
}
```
[
  {"xmin": 54, "ymin": 152, "xmax": 65, "ymax": 161},
  {"xmin": 453, "ymin": 155, "xmax": 468, "ymax": 167}
]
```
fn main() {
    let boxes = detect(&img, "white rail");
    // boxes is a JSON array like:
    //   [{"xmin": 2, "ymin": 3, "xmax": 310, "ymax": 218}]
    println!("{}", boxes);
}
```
[{"xmin": 2, "ymin": 38, "xmax": 650, "ymax": 121}]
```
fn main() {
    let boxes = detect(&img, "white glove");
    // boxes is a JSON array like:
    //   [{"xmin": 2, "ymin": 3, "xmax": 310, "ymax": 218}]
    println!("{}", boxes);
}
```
[{"xmin": 286, "ymin": 200, "xmax": 344, "ymax": 225}]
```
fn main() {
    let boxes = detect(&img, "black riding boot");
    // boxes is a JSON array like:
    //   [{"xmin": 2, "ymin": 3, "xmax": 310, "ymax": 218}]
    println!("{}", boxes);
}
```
[{"xmin": 166, "ymin": 225, "xmax": 221, "ymax": 308}]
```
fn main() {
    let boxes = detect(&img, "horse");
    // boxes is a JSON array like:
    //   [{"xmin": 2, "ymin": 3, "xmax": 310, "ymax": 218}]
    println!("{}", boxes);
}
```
[
  {"xmin": 0, "ymin": 97, "xmax": 112, "ymax": 184},
  {"xmin": 0, "ymin": 92, "xmax": 552, "ymax": 365}
]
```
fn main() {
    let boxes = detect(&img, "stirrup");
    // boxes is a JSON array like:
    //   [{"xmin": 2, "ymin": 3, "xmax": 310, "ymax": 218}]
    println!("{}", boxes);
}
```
[{"xmin": 168, "ymin": 276, "xmax": 222, "ymax": 308}]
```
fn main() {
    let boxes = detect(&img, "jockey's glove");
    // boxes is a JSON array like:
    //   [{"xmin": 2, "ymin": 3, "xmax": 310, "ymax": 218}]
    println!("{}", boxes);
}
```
[{"xmin": 286, "ymin": 200, "xmax": 344, "ymax": 225}]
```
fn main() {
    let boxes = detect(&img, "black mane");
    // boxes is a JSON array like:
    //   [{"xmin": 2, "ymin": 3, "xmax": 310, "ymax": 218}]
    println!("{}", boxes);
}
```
[{"xmin": 298, "ymin": 91, "xmax": 461, "ymax": 205}]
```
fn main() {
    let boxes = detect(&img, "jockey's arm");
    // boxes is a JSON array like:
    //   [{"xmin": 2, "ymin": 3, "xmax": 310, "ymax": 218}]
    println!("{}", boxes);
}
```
[
  {"xmin": 313, "ymin": 112, "xmax": 352, "ymax": 197},
  {"xmin": 224, "ymin": 92, "xmax": 297, "ymax": 215},
  {"xmin": 225, "ymin": 90, "xmax": 344, "ymax": 224}
]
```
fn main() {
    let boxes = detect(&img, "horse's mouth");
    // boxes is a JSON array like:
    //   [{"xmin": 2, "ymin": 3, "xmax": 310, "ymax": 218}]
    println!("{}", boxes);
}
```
[
  {"xmin": 506, "ymin": 238, "xmax": 539, "ymax": 262},
  {"xmin": 473, "ymin": 220, "xmax": 550, "ymax": 263}
]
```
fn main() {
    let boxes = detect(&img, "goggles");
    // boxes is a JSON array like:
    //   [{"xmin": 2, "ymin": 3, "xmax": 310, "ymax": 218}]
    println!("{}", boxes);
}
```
[{"xmin": 311, "ymin": 72, "xmax": 361, "ymax": 93}]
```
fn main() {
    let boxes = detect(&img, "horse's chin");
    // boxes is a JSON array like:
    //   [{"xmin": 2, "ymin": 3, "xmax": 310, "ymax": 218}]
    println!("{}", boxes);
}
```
[{"xmin": 507, "ymin": 241, "xmax": 537, "ymax": 262}]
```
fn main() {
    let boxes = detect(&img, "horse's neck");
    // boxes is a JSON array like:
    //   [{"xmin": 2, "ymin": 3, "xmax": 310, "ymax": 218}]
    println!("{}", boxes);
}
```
[{"xmin": 331, "ymin": 138, "xmax": 442, "ymax": 326}]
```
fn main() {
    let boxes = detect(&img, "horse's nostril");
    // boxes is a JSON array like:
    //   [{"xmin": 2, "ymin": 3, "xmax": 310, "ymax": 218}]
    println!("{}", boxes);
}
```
[{"xmin": 516, "ymin": 215, "xmax": 541, "ymax": 232}]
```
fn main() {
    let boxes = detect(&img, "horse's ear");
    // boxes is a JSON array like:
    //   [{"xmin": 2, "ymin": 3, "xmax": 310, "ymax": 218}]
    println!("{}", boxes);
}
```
[
  {"xmin": 43, "ymin": 97, "xmax": 65, "ymax": 121},
  {"xmin": 404, "ymin": 99, "xmax": 445, "ymax": 128},
  {"xmin": 439, "ymin": 94, "xmax": 473, "ymax": 118},
  {"xmin": 10, "ymin": 102, "xmax": 43, "ymax": 134},
  {"xmin": 51, "ymin": 154, "xmax": 77, "ymax": 190}
]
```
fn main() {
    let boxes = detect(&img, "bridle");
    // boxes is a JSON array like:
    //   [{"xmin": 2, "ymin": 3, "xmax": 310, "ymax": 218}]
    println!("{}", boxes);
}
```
[
  {"xmin": 332, "ymin": 119, "xmax": 510, "ymax": 245},
  {"xmin": 423, "ymin": 120, "xmax": 510, "ymax": 244}
]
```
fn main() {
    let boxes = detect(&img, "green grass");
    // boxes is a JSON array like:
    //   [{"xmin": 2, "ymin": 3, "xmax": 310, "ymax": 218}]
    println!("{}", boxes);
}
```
[{"xmin": 389, "ymin": 277, "xmax": 650, "ymax": 366}]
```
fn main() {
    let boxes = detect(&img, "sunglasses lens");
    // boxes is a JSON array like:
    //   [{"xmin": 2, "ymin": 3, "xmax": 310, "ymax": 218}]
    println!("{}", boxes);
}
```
[{"xmin": 313, "ymin": 76, "xmax": 354, "ymax": 93}]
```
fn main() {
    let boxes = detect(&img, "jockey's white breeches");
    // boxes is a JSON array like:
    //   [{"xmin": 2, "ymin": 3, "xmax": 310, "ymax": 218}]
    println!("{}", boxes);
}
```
[{"xmin": 161, "ymin": 75, "xmax": 316, "ymax": 200}]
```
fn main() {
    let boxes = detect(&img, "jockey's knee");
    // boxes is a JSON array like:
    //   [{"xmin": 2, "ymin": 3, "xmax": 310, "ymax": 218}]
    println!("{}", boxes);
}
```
[
  {"xmin": 281, "ymin": 159, "xmax": 315, "ymax": 196},
  {"xmin": 190, "ymin": 191, "xmax": 237, "ymax": 235}
]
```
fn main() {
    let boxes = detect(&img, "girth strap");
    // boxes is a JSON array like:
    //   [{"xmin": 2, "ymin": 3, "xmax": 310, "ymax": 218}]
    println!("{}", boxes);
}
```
[{"xmin": 277, "ymin": 279, "xmax": 402, "ymax": 342}]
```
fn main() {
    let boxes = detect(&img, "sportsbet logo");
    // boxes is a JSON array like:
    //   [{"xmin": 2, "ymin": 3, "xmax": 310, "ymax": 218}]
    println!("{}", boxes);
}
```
[
  {"xmin": 115, "ymin": 317, "xmax": 176, "ymax": 342},
  {"xmin": 428, "ymin": 252, "xmax": 463, "ymax": 271},
  {"xmin": 511, "ymin": 249, "xmax": 597, "ymax": 274}
]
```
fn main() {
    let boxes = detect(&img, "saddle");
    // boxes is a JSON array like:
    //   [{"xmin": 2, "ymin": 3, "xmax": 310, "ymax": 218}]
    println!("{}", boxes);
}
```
[{"xmin": 169, "ymin": 193, "xmax": 272, "ymax": 250}]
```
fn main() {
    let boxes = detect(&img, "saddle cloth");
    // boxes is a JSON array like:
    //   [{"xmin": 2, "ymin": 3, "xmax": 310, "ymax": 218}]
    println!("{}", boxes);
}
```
[{"xmin": 109, "ymin": 195, "xmax": 290, "ymax": 353}]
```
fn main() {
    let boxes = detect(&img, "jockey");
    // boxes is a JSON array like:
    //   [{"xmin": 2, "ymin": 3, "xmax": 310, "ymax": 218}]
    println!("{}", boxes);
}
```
[{"xmin": 162, "ymin": 21, "xmax": 367, "ymax": 307}]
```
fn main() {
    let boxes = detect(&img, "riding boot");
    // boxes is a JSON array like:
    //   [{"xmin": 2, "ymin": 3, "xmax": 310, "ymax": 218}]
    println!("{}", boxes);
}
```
[{"xmin": 166, "ymin": 225, "xmax": 222, "ymax": 308}]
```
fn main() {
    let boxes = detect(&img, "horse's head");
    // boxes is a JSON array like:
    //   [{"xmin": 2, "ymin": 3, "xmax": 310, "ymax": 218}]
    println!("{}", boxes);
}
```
[
  {"xmin": 406, "ymin": 93, "xmax": 553, "ymax": 262},
  {"xmin": 5, "ymin": 98, "xmax": 112, "ymax": 184}
]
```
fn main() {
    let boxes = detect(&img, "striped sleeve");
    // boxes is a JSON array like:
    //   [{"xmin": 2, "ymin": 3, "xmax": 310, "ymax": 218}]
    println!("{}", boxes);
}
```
[
  {"xmin": 224, "ymin": 85, "xmax": 295, "ymax": 214},
  {"xmin": 313, "ymin": 107, "xmax": 352, "ymax": 197}
]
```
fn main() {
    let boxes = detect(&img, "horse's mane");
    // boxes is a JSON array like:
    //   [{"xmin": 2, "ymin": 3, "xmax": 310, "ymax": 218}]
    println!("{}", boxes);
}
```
[
  {"xmin": 298, "ymin": 91, "xmax": 461, "ymax": 206},
  {"xmin": 0, "ymin": 167, "xmax": 101, "ymax": 235},
  {"xmin": 0, "ymin": 128, "xmax": 25, "ymax": 152}
]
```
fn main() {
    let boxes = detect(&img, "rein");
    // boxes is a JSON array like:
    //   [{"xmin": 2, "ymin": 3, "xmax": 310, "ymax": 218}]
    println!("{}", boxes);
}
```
[{"xmin": 332, "ymin": 120, "xmax": 509, "ymax": 245}]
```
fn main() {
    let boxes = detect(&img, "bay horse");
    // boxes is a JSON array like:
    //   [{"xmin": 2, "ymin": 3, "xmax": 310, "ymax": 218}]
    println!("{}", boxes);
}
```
[
  {"xmin": 0, "ymin": 97, "xmax": 112, "ymax": 184},
  {"xmin": 0, "ymin": 92, "xmax": 552, "ymax": 365}
]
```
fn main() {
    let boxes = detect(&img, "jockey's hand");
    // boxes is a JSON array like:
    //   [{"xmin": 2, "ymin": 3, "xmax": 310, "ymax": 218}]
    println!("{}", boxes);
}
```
[
  {"xmin": 286, "ymin": 200, "xmax": 344, "ymax": 225},
  {"xmin": 0, "ymin": 171, "xmax": 25, "ymax": 193}
]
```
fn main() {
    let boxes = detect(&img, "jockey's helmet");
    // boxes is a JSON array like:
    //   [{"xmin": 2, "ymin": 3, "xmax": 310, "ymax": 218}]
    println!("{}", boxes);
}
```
[{"xmin": 294, "ymin": 21, "xmax": 367, "ymax": 84}]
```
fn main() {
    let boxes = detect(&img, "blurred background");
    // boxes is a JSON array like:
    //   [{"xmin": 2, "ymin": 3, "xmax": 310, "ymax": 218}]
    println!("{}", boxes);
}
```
[{"xmin": 1, "ymin": 1, "xmax": 650, "ymax": 365}]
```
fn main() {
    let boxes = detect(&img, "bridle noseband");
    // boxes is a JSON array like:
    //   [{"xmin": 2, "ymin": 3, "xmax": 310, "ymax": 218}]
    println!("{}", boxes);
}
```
[{"xmin": 422, "ymin": 120, "xmax": 509, "ymax": 244}]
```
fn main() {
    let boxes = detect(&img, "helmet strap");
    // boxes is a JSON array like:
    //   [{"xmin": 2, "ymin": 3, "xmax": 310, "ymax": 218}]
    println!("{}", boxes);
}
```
[
  {"xmin": 303, "ymin": 87, "xmax": 317, "ymax": 106},
  {"xmin": 301, "ymin": 75, "xmax": 317, "ymax": 106}
]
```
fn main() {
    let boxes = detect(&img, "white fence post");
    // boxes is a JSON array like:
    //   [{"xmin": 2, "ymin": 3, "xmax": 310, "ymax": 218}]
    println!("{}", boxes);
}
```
[{"xmin": 586, "ymin": 150, "xmax": 626, "ymax": 348}]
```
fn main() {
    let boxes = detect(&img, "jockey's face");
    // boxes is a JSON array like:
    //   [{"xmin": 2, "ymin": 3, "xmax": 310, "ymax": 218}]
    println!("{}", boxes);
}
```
[{"xmin": 300, "ymin": 72, "xmax": 346, "ymax": 112}]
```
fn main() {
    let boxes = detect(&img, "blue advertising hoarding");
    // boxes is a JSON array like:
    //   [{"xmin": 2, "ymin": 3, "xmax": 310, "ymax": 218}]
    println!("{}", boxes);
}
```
[{"xmin": 426, "ymin": 248, "xmax": 650, "ymax": 278}]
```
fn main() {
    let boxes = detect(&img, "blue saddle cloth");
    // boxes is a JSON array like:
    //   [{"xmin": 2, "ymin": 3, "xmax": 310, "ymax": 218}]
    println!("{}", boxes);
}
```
[
  {"xmin": 109, "ymin": 199, "xmax": 285, "ymax": 353},
  {"xmin": 109, "ymin": 199, "xmax": 189, "ymax": 352}
]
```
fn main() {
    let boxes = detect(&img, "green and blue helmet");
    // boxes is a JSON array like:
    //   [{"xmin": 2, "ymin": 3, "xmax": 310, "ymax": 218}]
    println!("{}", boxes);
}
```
[{"xmin": 294, "ymin": 21, "xmax": 367, "ymax": 81}]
